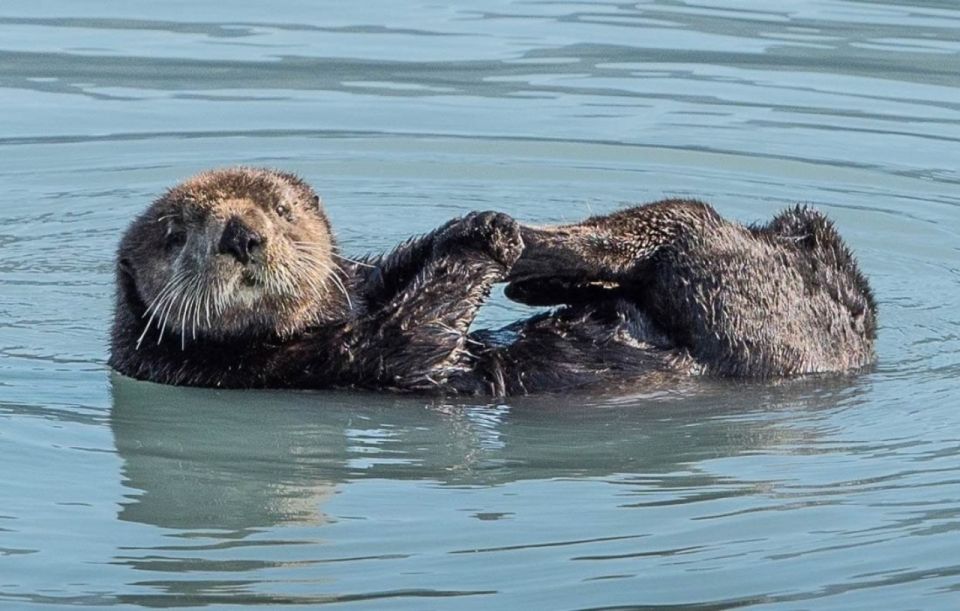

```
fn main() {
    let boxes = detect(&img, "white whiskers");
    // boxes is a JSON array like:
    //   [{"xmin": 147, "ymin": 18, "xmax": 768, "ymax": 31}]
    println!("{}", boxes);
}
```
[
  {"xmin": 135, "ymin": 237, "xmax": 356, "ymax": 350},
  {"xmin": 292, "ymin": 242, "xmax": 353, "ymax": 309}
]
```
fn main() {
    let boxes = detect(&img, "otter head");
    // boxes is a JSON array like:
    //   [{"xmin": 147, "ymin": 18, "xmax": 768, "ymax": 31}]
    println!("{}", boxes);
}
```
[{"xmin": 115, "ymin": 167, "xmax": 351, "ymax": 348}]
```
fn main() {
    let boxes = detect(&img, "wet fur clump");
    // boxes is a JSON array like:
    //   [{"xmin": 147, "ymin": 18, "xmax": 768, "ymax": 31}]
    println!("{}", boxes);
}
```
[{"xmin": 110, "ymin": 169, "xmax": 876, "ymax": 395}]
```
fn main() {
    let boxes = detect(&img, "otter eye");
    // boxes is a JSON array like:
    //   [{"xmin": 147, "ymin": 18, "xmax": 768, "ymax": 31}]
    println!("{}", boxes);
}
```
[
  {"xmin": 275, "ymin": 203, "xmax": 291, "ymax": 219},
  {"xmin": 313, "ymin": 195, "xmax": 321, "ymax": 208},
  {"xmin": 164, "ymin": 227, "xmax": 186, "ymax": 251}
]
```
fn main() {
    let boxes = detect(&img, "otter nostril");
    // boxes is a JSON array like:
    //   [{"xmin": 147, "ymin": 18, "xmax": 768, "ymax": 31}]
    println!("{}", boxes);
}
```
[
  {"xmin": 246, "ymin": 233, "xmax": 263, "ymax": 256},
  {"xmin": 218, "ymin": 216, "xmax": 265, "ymax": 265}
]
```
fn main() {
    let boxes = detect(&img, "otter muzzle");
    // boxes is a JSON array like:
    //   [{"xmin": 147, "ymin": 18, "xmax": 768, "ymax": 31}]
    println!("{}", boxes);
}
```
[{"xmin": 218, "ymin": 216, "xmax": 264, "ymax": 265}]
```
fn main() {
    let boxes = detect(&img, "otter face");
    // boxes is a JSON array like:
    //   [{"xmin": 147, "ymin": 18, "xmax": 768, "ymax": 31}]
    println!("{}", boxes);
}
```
[{"xmin": 118, "ymin": 168, "xmax": 350, "ymax": 346}]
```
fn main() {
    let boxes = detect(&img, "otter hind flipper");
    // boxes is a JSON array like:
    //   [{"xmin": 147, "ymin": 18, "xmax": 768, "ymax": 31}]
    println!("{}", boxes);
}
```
[
  {"xmin": 504, "ymin": 276, "xmax": 625, "ymax": 307},
  {"xmin": 505, "ymin": 201, "xmax": 716, "ymax": 306}
]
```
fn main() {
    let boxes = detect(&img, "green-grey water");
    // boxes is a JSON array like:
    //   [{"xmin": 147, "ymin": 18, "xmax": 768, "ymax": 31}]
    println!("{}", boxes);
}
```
[{"xmin": 1, "ymin": 1, "xmax": 959, "ymax": 609}]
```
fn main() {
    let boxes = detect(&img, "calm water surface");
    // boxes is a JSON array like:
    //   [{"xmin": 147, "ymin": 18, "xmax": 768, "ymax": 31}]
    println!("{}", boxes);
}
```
[{"xmin": 2, "ymin": 1, "xmax": 959, "ymax": 609}]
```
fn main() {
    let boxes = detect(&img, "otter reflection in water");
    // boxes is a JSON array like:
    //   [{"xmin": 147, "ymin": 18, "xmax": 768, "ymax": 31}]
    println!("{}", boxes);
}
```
[
  {"xmin": 111, "ymin": 375, "xmax": 852, "ymax": 532},
  {"xmin": 109, "ymin": 168, "xmax": 876, "ymax": 395}
]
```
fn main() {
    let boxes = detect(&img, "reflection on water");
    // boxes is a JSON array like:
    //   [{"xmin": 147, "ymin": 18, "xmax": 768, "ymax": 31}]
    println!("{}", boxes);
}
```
[
  {"xmin": 1, "ymin": 0, "xmax": 960, "ymax": 608},
  {"xmin": 112, "ymin": 376, "xmax": 842, "ymax": 533},
  {"xmin": 102, "ymin": 376, "xmax": 903, "ymax": 608}
]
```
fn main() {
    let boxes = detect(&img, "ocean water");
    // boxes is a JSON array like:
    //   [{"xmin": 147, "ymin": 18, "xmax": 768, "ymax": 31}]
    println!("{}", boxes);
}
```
[{"xmin": 1, "ymin": 1, "xmax": 959, "ymax": 609}]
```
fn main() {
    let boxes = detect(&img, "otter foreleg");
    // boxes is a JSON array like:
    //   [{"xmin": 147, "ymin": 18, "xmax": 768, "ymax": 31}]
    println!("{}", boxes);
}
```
[
  {"xmin": 355, "ymin": 217, "xmax": 461, "ymax": 310},
  {"xmin": 353, "ymin": 211, "xmax": 523, "ymax": 392},
  {"xmin": 505, "ymin": 199, "xmax": 720, "ymax": 305}
]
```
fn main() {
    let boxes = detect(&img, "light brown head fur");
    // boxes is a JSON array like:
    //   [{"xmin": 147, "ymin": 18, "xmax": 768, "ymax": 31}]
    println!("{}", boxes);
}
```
[{"xmin": 117, "ymin": 167, "xmax": 351, "ymax": 348}]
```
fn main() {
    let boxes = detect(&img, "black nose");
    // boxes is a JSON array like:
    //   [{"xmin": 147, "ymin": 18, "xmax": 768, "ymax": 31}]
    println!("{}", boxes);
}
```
[{"xmin": 218, "ymin": 217, "xmax": 264, "ymax": 264}]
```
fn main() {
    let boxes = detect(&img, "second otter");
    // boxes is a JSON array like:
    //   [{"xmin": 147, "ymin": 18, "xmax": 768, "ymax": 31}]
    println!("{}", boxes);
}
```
[{"xmin": 109, "ymin": 168, "xmax": 876, "ymax": 395}]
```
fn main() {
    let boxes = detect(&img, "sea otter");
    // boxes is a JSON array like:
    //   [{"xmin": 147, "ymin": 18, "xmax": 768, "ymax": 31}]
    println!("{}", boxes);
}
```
[{"xmin": 109, "ymin": 167, "xmax": 876, "ymax": 395}]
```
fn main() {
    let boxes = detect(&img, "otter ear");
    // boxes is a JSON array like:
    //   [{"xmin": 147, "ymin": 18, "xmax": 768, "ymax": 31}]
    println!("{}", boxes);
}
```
[
  {"xmin": 117, "ymin": 257, "xmax": 145, "ymax": 309},
  {"xmin": 313, "ymin": 194, "xmax": 322, "ymax": 209},
  {"xmin": 118, "ymin": 257, "xmax": 134, "ymax": 278}
]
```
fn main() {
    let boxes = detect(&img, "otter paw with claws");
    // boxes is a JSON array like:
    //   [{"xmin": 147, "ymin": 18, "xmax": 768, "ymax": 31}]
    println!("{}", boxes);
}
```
[{"xmin": 437, "ymin": 211, "xmax": 524, "ymax": 269}]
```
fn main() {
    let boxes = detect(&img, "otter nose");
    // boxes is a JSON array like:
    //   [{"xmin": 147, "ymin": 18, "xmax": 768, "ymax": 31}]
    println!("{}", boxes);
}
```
[{"xmin": 218, "ymin": 217, "xmax": 264, "ymax": 264}]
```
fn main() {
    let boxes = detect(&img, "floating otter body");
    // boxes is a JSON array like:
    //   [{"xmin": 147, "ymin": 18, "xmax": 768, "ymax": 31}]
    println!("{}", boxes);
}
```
[
  {"xmin": 109, "ymin": 168, "xmax": 876, "ymax": 395},
  {"xmin": 504, "ymin": 200, "xmax": 877, "ymax": 381}
]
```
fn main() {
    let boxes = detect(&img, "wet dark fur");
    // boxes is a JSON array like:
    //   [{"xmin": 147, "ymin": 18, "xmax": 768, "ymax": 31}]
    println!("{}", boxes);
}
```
[
  {"xmin": 110, "ymin": 169, "xmax": 875, "ymax": 396},
  {"xmin": 504, "ymin": 200, "xmax": 877, "ymax": 381}
]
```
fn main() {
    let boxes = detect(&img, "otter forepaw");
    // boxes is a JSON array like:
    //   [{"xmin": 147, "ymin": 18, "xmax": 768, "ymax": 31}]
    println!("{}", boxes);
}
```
[{"xmin": 437, "ymin": 211, "xmax": 524, "ymax": 270}]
